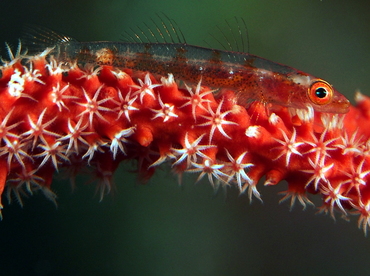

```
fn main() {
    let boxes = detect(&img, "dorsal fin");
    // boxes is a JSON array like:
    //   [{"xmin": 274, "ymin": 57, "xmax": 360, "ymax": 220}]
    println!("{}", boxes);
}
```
[
  {"xmin": 204, "ymin": 17, "xmax": 250, "ymax": 53},
  {"xmin": 121, "ymin": 13, "xmax": 186, "ymax": 44},
  {"xmin": 21, "ymin": 25, "xmax": 77, "ymax": 54}
]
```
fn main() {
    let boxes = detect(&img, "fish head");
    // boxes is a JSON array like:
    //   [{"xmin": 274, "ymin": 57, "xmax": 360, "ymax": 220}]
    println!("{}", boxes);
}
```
[{"xmin": 289, "ymin": 73, "xmax": 350, "ymax": 114}]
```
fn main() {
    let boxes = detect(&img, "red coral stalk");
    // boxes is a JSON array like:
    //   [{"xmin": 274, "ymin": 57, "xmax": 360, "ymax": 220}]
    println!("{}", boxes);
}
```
[{"xmin": 1, "ymin": 48, "xmax": 370, "ymax": 234}]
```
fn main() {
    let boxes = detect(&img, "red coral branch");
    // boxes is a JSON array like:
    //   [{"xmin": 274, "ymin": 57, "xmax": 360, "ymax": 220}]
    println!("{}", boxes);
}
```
[{"xmin": 1, "ymin": 48, "xmax": 370, "ymax": 234}]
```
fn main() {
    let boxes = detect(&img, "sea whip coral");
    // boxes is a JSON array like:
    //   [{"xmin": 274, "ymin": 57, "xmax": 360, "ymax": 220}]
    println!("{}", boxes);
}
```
[{"xmin": 1, "ymin": 47, "xmax": 370, "ymax": 234}]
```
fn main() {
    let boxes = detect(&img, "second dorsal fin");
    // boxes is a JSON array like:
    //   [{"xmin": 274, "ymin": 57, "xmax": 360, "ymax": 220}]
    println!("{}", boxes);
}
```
[{"xmin": 21, "ymin": 25, "xmax": 77, "ymax": 54}]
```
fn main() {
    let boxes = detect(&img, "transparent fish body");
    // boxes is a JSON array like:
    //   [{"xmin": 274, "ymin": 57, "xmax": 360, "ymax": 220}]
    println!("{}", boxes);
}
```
[{"xmin": 21, "ymin": 28, "xmax": 350, "ymax": 113}]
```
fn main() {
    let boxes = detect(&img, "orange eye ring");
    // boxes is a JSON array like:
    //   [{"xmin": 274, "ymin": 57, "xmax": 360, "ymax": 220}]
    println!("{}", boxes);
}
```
[{"xmin": 308, "ymin": 80, "xmax": 334, "ymax": 105}]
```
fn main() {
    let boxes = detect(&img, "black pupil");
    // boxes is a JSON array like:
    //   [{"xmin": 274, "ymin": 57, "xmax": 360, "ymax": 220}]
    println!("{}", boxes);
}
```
[{"xmin": 315, "ymin": 87, "xmax": 327, "ymax": 98}]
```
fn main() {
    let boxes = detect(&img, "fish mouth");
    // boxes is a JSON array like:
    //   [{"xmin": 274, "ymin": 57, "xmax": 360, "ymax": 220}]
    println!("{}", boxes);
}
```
[{"xmin": 330, "ymin": 93, "xmax": 351, "ymax": 114}]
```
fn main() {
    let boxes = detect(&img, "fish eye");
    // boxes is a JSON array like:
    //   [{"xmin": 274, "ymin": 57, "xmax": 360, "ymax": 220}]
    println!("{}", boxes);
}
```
[{"xmin": 308, "ymin": 80, "xmax": 333, "ymax": 105}]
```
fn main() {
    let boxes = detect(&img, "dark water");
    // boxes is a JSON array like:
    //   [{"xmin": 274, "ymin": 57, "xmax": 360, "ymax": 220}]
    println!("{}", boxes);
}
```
[{"xmin": 0, "ymin": 1, "xmax": 370, "ymax": 275}]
